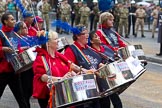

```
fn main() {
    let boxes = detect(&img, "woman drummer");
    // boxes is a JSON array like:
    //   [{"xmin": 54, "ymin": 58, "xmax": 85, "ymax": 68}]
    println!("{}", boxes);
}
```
[
  {"xmin": 32, "ymin": 30, "xmax": 85, "ymax": 108},
  {"xmin": 64, "ymin": 25, "xmax": 110, "ymax": 108},
  {"xmin": 13, "ymin": 21, "xmax": 34, "ymax": 108},
  {"xmin": 96, "ymin": 12, "xmax": 126, "ymax": 52},
  {"xmin": 0, "ymin": 13, "xmax": 28, "ymax": 108},
  {"xmin": 89, "ymin": 30, "xmax": 123, "ymax": 108}
]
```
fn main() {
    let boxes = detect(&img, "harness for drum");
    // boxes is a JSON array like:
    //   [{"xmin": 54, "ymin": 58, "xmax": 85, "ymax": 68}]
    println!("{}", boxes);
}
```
[{"xmin": 54, "ymin": 74, "xmax": 100, "ymax": 108}]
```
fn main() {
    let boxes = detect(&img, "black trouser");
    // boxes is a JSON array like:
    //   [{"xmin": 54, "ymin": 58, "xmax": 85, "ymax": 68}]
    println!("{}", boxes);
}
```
[
  {"xmin": 0, "ymin": 72, "xmax": 28, "ymax": 108},
  {"xmin": 90, "ymin": 14, "xmax": 95, "ymax": 31},
  {"xmin": 110, "ymin": 93, "xmax": 123, "ymax": 108},
  {"xmin": 20, "ymin": 68, "xmax": 34, "ymax": 108},
  {"xmin": 128, "ymin": 16, "xmax": 136, "ymax": 35},
  {"xmin": 160, "ymin": 43, "xmax": 162, "ymax": 54},
  {"xmin": 38, "ymin": 97, "xmax": 49, "ymax": 108},
  {"xmin": 71, "ymin": 14, "xmax": 75, "ymax": 27},
  {"xmin": 75, "ymin": 99, "xmax": 102, "ymax": 108}
]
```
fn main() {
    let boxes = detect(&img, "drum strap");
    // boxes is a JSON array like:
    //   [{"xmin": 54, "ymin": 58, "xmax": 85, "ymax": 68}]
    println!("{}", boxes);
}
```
[
  {"xmin": 41, "ymin": 56, "xmax": 51, "ymax": 76},
  {"xmin": 97, "ymin": 29, "xmax": 112, "ymax": 45},
  {"xmin": 88, "ymin": 46, "xmax": 114, "ymax": 62},
  {"xmin": 0, "ymin": 30, "xmax": 14, "ymax": 48},
  {"xmin": 72, "ymin": 44, "xmax": 91, "ymax": 65},
  {"xmin": 41, "ymin": 56, "xmax": 56, "ymax": 108}
]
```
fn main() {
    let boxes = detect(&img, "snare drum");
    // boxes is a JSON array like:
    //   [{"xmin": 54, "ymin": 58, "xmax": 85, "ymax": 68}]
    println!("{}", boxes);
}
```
[
  {"xmin": 54, "ymin": 74, "xmax": 100, "ymax": 108},
  {"xmin": 10, "ymin": 46, "xmax": 37, "ymax": 74},
  {"xmin": 118, "ymin": 45, "xmax": 147, "ymax": 65},
  {"xmin": 57, "ymin": 37, "xmax": 69, "ymax": 52},
  {"xmin": 97, "ymin": 60, "xmax": 135, "ymax": 96}
]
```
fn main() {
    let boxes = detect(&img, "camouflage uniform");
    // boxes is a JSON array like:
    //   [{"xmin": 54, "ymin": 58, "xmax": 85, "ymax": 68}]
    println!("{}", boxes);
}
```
[
  {"xmin": 135, "ymin": 7, "xmax": 146, "ymax": 37},
  {"xmin": 74, "ymin": 5, "xmax": 81, "ymax": 26},
  {"xmin": 60, "ymin": 2, "xmax": 71, "ymax": 23},
  {"xmin": 113, "ymin": 5, "xmax": 120, "ymax": 32},
  {"xmin": 151, "ymin": 8, "xmax": 159, "ymax": 38},
  {"xmin": 41, "ymin": 1, "xmax": 51, "ymax": 31},
  {"xmin": 0, "ymin": 2, "xmax": 6, "ymax": 19},
  {"xmin": 22, "ymin": 0, "xmax": 29, "ymax": 11},
  {"xmin": 118, "ymin": 6, "xmax": 129, "ymax": 38},
  {"xmin": 93, "ymin": 4, "xmax": 100, "ymax": 30},
  {"xmin": 79, "ymin": 5, "xmax": 90, "ymax": 28}
]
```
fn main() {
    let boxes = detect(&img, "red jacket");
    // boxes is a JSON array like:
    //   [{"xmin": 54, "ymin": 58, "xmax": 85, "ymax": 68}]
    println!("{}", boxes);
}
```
[
  {"xmin": 0, "ymin": 29, "xmax": 15, "ymax": 73},
  {"xmin": 32, "ymin": 47, "xmax": 70, "ymax": 99},
  {"xmin": 28, "ymin": 26, "xmax": 37, "ymax": 36},
  {"xmin": 96, "ymin": 28, "xmax": 126, "ymax": 51}
]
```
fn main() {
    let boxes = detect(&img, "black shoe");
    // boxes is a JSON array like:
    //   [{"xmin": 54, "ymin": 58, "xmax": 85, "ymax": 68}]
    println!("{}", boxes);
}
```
[
  {"xmin": 134, "ymin": 34, "xmax": 137, "ymax": 37},
  {"xmin": 125, "ymin": 36, "xmax": 129, "ymax": 38},
  {"xmin": 141, "ymin": 35, "xmax": 145, "ymax": 38},
  {"xmin": 152, "ymin": 35, "xmax": 154, "ymax": 38},
  {"xmin": 156, "ymin": 53, "xmax": 162, "ymax": 56}
]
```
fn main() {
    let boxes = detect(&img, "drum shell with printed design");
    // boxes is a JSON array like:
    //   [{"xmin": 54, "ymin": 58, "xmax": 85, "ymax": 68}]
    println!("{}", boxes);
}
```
[
  {"xmin": 118, "ymin": 45, "xmax": 147, "ymax": 64},
  {"xmin": 54, "ymin": 74, "xmax": 100, "ymax": 108},
  {"xmin": 10, "ymin": 46, "xmax": 37, "ymax": 74}
]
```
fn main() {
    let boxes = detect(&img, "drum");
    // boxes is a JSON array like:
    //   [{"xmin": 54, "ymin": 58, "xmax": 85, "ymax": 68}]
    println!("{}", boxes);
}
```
[
  {"xmin": 10, "ymin": 46, "xmax": 37, "ymax": 74},
  {"xmin": 97, "ymin": 60, "xmax": 135, "ymax": 96},
  {"xmin": 57, "ymin": 37, "xmax": 69, "ymax": 52},
  {"xmin": 54, "ymin": 74, "xmax": 100, "ymax": 108},
  {"xmin": 118, "ymin": 45, "xmax": 147, "ymax": 65},
  {"xmin": 125, "ymin": 56, "xmax": 146, "ymax": 80}
]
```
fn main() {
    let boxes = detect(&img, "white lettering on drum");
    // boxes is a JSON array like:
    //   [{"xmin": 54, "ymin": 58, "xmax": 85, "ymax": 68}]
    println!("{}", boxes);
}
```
[{"xmin": 72, "ymin": 79, "xmax": 96, "ymax": 92}]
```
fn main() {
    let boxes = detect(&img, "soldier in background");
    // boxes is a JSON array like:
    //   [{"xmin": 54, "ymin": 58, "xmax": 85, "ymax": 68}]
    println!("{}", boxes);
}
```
[
  {"xmin": 92, "ymin": 0, "xmax": 99, "ymax": 31},
  {"xmin": 22, "ymin": 0, "xmax": 29, "ymax": 10},
  {"xmin": 89, "ymin": 1, "xmax": 95, "ymax": 31},
  {"xmin": 128, "ymin": 1, "xmax": 137, "ymax": 36},
  {"xmin": 113, "ymin": 3, "xmax": 120, "ymax": 32},
  {"xmin": 134, "ymin": 5, "xmax": 146, "ymax": 38},
  {"xmin": 60, "ymin": 0, "xmax": 71, "ymax": 34},
  {"xmin": 118, "ymin": 3, "xmax": 129, "ymax": 38},
  {"xmin": 40, "ymin": 0, "xmax": 51, "ymax": 31},
  {"xmin": 74, "ymin": 1, "xmax": 82, "ymax": 26},
  {"xmin": 79, "ymin": 1, "xmax": 90, "ymax": 28},
  {"xmin": 0, "ymin": 0, "xmax": 6, "ymax": 20},
  {"xmin": 151, "ymin": 5, "xmax": 160, "ymax": 38},
  {"xmin": 71, "ymin": 0, "xmax": 78, "ymax": 27},
  {"xmin": 56, "ymin": 0, "xmax": 62, "ymax": 33}
]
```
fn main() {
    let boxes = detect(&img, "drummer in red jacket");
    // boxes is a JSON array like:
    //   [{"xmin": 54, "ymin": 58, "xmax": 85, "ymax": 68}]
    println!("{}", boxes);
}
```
[
  {"xmin": 0, "ymin": 13, "xmax": 28, "ymax": 108},
  {"xmin": 88, "ymin": 30, "xmax": 123, "ymax": 108},
  {"xmin": 13, "ymin": 21, "xmax": 34, "ymax": 108},
  {"xmin": 64, "ymin": 25, "xmax": 110, "ymax": 108},
  {"xmin": 32, "ymin": 30, "xmax": 83, "ymax": 108},
  {"xmin": 96, "ymin": 12, "xmax": 126, "ymax": 52}
]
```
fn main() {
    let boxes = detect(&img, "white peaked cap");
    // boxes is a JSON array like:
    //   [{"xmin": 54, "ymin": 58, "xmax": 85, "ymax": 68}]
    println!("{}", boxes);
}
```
[
  {"xmin": 58, "ymin": 0, "xmax": 62, "ymax": 2},
  {"xmin": 73, "ymin": 0, "xmax": 78, "ymax": 3},
  {"xmin": 131, "ymin": 0, "xmax": 135, "ymax": 4},
  {"xmin": 93, "ymin": 0, "xmax": 98, "ymax": 3}
]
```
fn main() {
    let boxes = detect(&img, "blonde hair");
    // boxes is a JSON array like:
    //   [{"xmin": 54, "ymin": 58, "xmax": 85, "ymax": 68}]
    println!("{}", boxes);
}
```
[
  {"xmin": 48, "ymin": 30, "xmax": 58, "ymax": 41},
  {"xmin": 99, "ymin": 12, "xmax": 114, "ymax": 24}
]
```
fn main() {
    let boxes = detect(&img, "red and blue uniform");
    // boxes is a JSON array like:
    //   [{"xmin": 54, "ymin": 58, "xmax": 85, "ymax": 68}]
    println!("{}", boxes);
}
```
[{"xmin": 96, "ymin": 25, "xmax": 126, "ymax": 51}]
